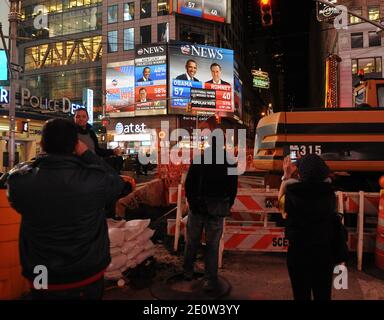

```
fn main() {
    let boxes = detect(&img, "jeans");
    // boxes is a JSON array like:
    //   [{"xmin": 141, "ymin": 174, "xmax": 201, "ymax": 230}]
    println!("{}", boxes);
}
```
[
  {"xmin": 29, "ymin": 277, "xmax": 104, "ymax": 300},
  {"xmin": 183, "ymin": 211, "xmax": 224, "ymax": 282}
]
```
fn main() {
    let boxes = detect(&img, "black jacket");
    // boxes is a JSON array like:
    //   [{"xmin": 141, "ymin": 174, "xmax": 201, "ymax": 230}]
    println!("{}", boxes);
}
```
[
  {"xmin": 185, "ymin": 148, "xmax": 238, "ymax": 214},
  {"xmin": 77, "ymin": 124, "xmax": 114, "ymax": 158},
  {"xmin": 6, "ymin": 151, "xmax": 124, "ymax": 284},
  {"xmin": 284, "ymin": 181, "xmax": 337, "ymax": 250}
]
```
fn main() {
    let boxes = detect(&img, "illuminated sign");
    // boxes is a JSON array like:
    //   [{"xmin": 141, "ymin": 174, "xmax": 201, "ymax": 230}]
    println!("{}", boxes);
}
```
[
  {"xmin": 168, "ymin": 42, "xmax": 234, "ymax": 115},
  {"xmin": 135, "ymin": 44, "xmax": 167, "ymax": 116},
  {"xmin": 0, "ymin": 87, "xmax": 9, "ymax": 104},
  {"xmin": 0, "ymin": 50, "xmax": 7, "ymax": 81},
  {"xmin": 175, "ymin": 0, "xmax": 230, "ymax": 23},
  {"xmin": 317, "ymin": 0, "xmax": 340, "ymax": 22},
  {"xmin": 106, "ymin": 60, "xmax": 135, "ymax": 117},
  {"xmin": 115, "ymin": 122, "xmax": 147, "ymax": 134},
  {"xmin": 82, "ymin": 88, "xmax": 94, "ymax": 125}
]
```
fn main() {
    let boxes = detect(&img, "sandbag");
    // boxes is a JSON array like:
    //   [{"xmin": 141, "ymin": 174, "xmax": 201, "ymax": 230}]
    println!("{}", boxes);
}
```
[
  {"xmin": 135, "ymin": 248, "xmax": 155, "ymax": 265},
  {"xmin": 110, "ymin": 247, "xmax": 122, "ymax": 257},
  {"xmin": 121, "ymin": 239, "xmax": 139, "ymax": 254},
  {"xmin": 136, "ymin": 228, "xmax": 155, "ymax": 245},
  {"xmin": 108, "ymin": 228, "xmax": 125, "ymax": 248},
  {"xmin": 107, "ymin": 254, "xmax": 128, "ymax": 272},
  {"xmin": 123, "ymin": 219, "xmax": 151, "ymax": 241},
  {"xmin": 143, "ymin": 240, "xmax": 155, "ymax": 251},
  {"xmin": 126, "ymin": 246, "xmax": 144, "ymax": 261},
  {"xmin": 104, "ymin": 270, "xmax": 123, "ymax": 281},
  {"xmin": 107, "ymin": 219, "xmax": 126, "ymax": 229}
]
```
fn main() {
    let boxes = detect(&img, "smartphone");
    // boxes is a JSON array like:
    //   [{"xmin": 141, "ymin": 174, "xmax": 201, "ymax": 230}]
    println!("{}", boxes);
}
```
[{"xmin": 290, "ymin": 151, "xmax": 298, "ymax": 163}]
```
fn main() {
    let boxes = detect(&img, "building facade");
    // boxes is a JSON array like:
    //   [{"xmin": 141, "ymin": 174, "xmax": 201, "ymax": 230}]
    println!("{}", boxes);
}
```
[
  {"xmin": 101, "ymin": 0, "xmax": 254, "ymax": 155},
  {"xmin": 310, "ymin": 0, "xmax": 384, "ymax": 108}
]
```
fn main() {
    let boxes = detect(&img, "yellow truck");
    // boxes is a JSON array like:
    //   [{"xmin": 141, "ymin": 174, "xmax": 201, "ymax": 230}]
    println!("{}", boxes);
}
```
[{"xmin": 253, "ymin": 79, "xmax": 384, "ymax": 190}]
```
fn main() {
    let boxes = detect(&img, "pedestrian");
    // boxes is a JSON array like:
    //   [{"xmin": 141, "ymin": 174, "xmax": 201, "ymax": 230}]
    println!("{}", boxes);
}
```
[
  {"xmin": 74, "ymin": 108, "xmax": 121, "ymax": 158},
  {"xmin": 282, "ymin": 153, "xmax": 340, "ymax": 300},
  {"xmin": 183, "ymin": 116, "xmax": 238, "ymax": 292},
  {"xmin": 6, "ymin": 118, "xmax": 124, "ymax": 300}
]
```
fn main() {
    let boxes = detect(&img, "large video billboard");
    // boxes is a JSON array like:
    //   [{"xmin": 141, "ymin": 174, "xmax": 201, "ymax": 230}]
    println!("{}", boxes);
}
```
[
  {"xmin": 168, "ymin": 42, "xmax": 234, "ymax": 115},
  {"xmin": 134, "ymin": 44, "xmax": 167, "ymax": 116},
  {"xmin": 175, "ymin": 0, "xmax": 229, "ymax": 23},
  {"xmin": 106, "ymin": 60, "xmax": 135, "ymax": 117}
]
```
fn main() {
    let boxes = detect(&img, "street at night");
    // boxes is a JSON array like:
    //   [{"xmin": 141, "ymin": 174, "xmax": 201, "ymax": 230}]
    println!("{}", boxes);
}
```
[{"xmin": 0, "ymin": 0, "xmax": 384, "ymax": 313}]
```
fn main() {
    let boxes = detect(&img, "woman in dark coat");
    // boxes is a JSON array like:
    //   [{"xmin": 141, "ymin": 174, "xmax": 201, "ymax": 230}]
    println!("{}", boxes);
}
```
[{"xmin": 283, "ymin": 154, "xmax": 338, "ymax": 300}]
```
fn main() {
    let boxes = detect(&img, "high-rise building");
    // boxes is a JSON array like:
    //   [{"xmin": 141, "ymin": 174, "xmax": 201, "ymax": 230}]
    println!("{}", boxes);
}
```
[
  {"xmin": 18, "ymin": 0, "xmax": 103, "ymax": 117},
  {"xmin": 310, "ymin": 0, "xmax": 384, "ymax": 108},
  {"xmin": 101, "ymin": 0, "xmax": 254, "ymax": 155}
]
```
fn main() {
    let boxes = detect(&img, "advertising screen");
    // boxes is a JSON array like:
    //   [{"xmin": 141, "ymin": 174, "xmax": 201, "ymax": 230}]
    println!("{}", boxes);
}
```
[
  {"xmin": 176, "ymin": 0, "xmax": 229, "ymax": 23},
  {"xmin": 168, "ymin": 42, "xmax": 234, "ymax": 115},
  {"xmin": 0, "ymin": 50, "xmax": 8, "ymax": 82},
  {"xmin": 106, "ymin": 60, "xmax": 135, "ymax": 117},
  {"xmin": 135, "ymin": 44, "xmax": 167, "ymax": 116}
]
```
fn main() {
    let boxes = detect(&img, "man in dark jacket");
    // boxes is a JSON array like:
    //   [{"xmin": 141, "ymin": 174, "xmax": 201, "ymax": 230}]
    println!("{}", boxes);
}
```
[
  {"xmin": 74, "ymin": 108, "xmax": 120, "ymax": 158},
  {"xmin": 183, "ymin": 117, "xmax": 238, "ymax": 292},
  {"xmin": 6, "ymin": 118, "xmax": 124, "ymax": 299}
]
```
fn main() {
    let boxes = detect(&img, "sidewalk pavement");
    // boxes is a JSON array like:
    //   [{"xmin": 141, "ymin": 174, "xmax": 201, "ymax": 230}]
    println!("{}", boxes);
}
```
[{"xmin": 103, "ymin": 244, "xmax": 384, "ymax": 300}]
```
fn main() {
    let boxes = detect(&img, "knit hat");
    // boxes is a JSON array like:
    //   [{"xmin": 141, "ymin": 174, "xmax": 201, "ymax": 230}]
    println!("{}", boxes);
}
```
[{"xmin": 296, "ymin": 154, "xmax": 330, "ymax": 182}]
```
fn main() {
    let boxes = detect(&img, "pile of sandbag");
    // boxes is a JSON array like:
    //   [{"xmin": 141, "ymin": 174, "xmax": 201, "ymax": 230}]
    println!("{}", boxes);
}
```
[{"xmin": 105, "ymin": 219, "xmax": 156, "ymax": 280}]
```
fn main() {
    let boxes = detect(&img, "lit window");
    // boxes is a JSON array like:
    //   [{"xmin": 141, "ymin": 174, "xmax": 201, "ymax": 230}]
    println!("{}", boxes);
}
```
[
  {"xmin": 349, "ymin": 8, "xmax": 362, "ymax": 24},
  {"xmin": 124, "ymin": 3, "xmax": 135, "ymax": 21},
  {"xmin": 158, "ymin": 23, "xmax": 168, "ymax": 42},
  {"xmin": 351, "ymin": 59, "xmax": 357, "ymax": 74},
  {"xmin": 140, "ymin": 0, "xmax": 151, "ymax": 19},
  {"xmin": 157, "ymin": 0, "xmax": 169, "ymax": 16},
  {"xmin": 368, "ymin": 6, "xmax": 380, "ymax": 21},
  {"xmin": 107, "ymin": 31, "xmax": 118, "ymax": 53},
  {"xmin": 108, "ymin": 5, "xmax": 118, "ymax": 24},
  {"xmin": 124, "ymin": 28, "xmax": 134, "ymax": 51}
]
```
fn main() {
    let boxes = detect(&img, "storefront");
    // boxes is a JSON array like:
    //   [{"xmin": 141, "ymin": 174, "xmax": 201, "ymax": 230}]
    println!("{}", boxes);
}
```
[
  {"xmin": 106, "ymin": 116, "xmax": 178, "ymax": 165},
  {"xmin": 0, "ymin": 109, "xmax": 69, "ymax": 172}
]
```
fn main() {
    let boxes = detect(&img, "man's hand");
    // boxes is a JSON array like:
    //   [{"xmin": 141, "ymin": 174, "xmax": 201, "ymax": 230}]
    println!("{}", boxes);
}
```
[
  {"xmin": 114, "ymin": 147, "xmax": 122, "ymax": 156},
  {"xmin": 282, "ymin": 155, "xmax": 297, "ymax": 180},
  {"xmin": 75, "ymin": 140, "xmax": 89, "ymax": 156}
]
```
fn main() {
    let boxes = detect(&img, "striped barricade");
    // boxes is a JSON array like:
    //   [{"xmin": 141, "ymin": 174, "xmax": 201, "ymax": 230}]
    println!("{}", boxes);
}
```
[{"xmin": 223, "ymin": 226, "xmax": 288, "ymax": 252}]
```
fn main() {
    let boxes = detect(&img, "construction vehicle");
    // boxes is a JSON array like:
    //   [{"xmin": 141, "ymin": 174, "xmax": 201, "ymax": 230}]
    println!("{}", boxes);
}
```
[{"xmin": 253, "ymin": 79, "xmax": 384, "ymax": 191}]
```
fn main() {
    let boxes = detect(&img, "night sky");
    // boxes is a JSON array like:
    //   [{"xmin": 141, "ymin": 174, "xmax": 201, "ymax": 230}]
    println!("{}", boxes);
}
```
[
  {"xmin": 272, "ymin": 0, "xmax": 313, "ymax": 109},
  {"xmin": 246, "ymin": 0, "xmax": 314, "ymax": 110}
]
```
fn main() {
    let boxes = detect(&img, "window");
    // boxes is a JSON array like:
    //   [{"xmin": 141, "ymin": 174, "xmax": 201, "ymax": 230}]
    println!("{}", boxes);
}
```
[
  {"xmin": 108, "ymin": 5, "xmax": 118, "ymax": 24},
  {"xmin": 107, "ymin": 30, "xmax": 118, "ymax": 52},
  {"xmin": 369, "ymin": 31, "xmax": 381, "ymax": 47},
  {"xmin": 157, "ymin": 0, "xmax": 169, "ymax": 16},
  {"xmin": 140, "ymin": 25, "xmax": 151, "ymax": 44},
  {"xmin": 351, "ymin": 32, "xmax": 363, "ymax": 49},
  {"xmin": 368, "ymin": 6, "xmax": 380, "ymax": 21},
  {"xmin": 124, "ymin": 3, "xmax": 135, "ymax": 21},
  {"xmin": 158, "ymin": 23, "xmax": 168, "ymax": 42},
  {"xmin": 124, "ymin": 28, "xmax": 134, "ymax": 51},
  {"xmin": 140, "ymin": 0, "xmax": 151, "ymax": 19},
  {"xmin": 352, "ymin": 57, "xmax": 382, "ymax": 75},
  {"xmin": 349, "ymin": 8, "xmax": 362, "ymax": 24}
]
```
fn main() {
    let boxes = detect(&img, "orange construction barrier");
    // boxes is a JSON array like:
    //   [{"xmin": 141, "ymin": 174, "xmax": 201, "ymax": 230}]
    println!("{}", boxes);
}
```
[
  {"xmin": 375, "ymin": 176, "xmax": 384, "ymax": 270},
  {"xmin": 0, "ymin": 189, "xmax": 29, "ymax": 299}
]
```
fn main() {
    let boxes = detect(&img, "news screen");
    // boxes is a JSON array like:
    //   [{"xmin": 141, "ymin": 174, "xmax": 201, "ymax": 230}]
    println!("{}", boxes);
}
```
[
  {"xmin": 134, "ymin": 44, "xmax": 167, "ymax": 116},
  {"xmin": 176, "ymin": 0, "xmax": 229, "ymax": 23},
  {"xmin": 105, "ymin": 60, "xmax": 135, "ymax": 117},
  {"xmin": 168, "ymin": 42, "xmax": 234, "ymax": 115}
]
